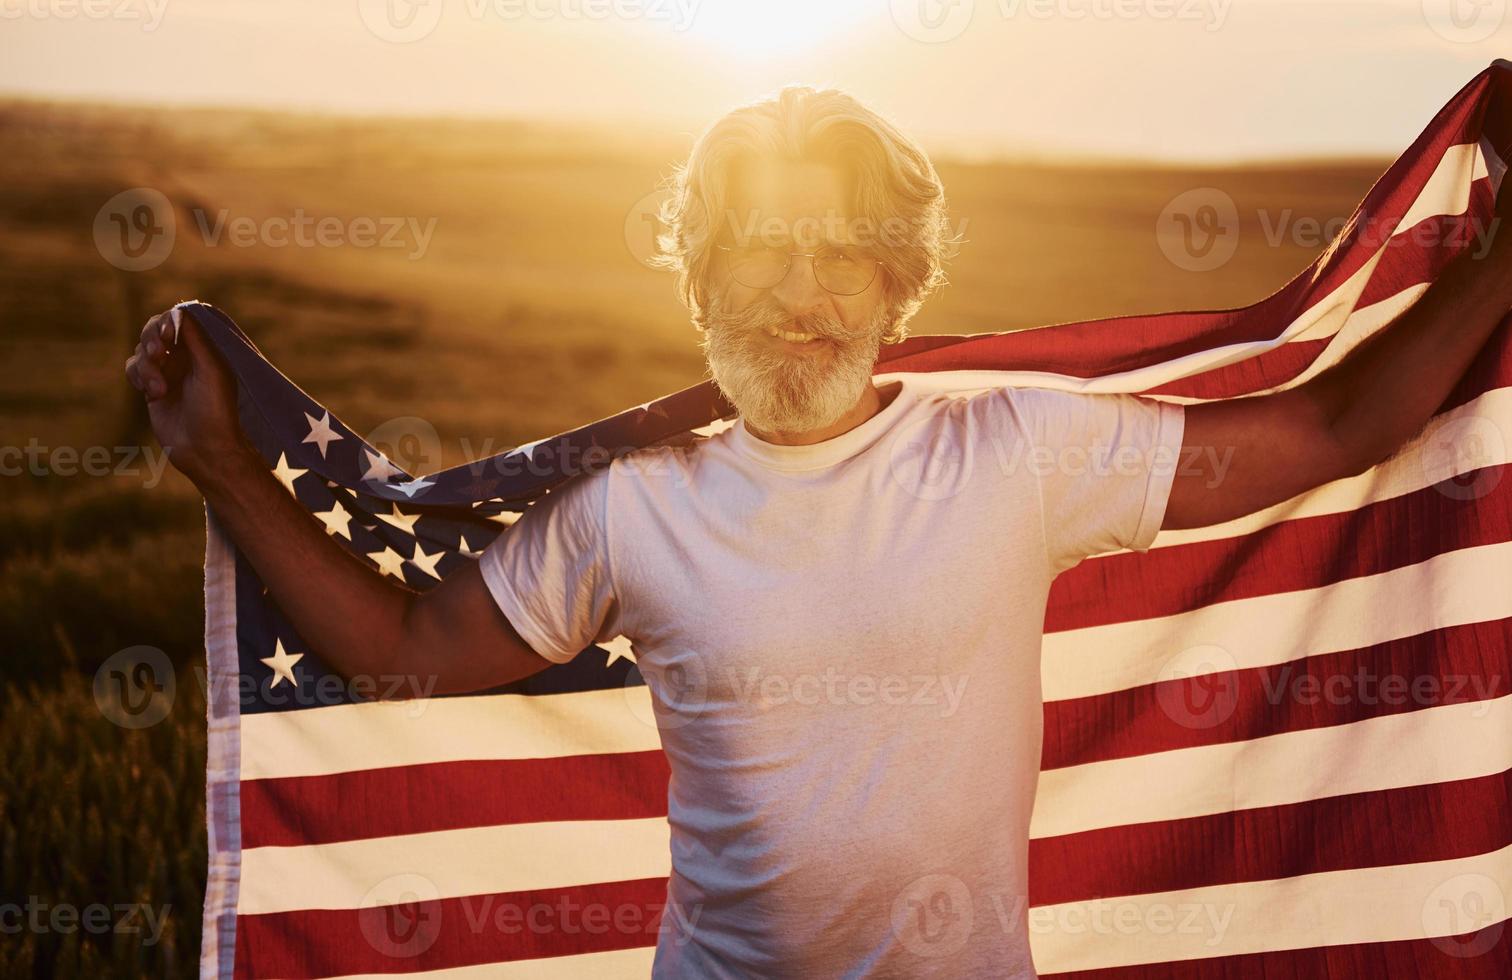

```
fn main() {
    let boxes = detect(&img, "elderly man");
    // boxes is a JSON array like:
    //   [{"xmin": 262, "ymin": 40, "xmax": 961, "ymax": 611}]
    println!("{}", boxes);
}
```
[{"xmin": 126, "ymin": 84, "xmax": 1511, "ymax": 977}]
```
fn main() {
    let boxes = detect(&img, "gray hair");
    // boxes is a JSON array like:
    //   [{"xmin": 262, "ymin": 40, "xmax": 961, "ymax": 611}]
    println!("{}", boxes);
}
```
[{"xmin": 650, "ymin": 84, "xmax": 961, "ymax": 344}]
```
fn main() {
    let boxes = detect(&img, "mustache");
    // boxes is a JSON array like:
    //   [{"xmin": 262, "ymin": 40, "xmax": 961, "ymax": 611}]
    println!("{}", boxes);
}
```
[{"xmin": 714, "ymin": 293, "xmax": 850, "ymax": 342}]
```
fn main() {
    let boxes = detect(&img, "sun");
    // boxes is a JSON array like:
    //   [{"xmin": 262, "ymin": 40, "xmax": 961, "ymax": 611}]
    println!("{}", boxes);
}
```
[{"xmin": 678, "ymin": 0, "xmax": 873, "ymax": 60}]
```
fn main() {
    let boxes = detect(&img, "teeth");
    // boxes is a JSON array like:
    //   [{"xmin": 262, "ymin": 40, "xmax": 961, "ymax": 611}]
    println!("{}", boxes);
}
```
[{"xmin": 765, "ymin": 325, "xmax": 820, "ymax": 343}]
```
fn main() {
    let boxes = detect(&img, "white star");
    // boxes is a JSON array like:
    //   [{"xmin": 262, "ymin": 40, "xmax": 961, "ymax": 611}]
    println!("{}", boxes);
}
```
[
  {"xmin": 271, "ymin": 453, "xmax": 307, "ymax": 496},
  {"xmin": 601, "ymin": 635, "xmax": 637, "ymax": 667},
  {"xmin": 376, "ymin": 503, "xmax": 420, "ymax": 536},
  {"xmin": 367, "ymin": 546, "xmax": 406, "ymax": 579},
  {"xmin": 457, "ymin": 533, "xmax": 481, "ymax": 558},
  {"xmin": 487, "ymin": 510, "xmax": 521, "ymax": 527},
  {"xmin": 361, "ymin": 449, "xmax": 404, "ymax": 483},
  {"xmin": 390, "ymin": 476, "xmax": 436, "ymax": 499},
  {"xmin": 260, "ymin": 639, "xmax": 304, "ymax": 689},
  {"xmin": 408, "ymin": 542, "xmax": 444, "ymax": 580},
  {"xmin": 302, "ymin": 411, "xmax": 344, "ymax": 459},
  {"xmin": 313, "ymin": 499, "xmax": 353, "ymax": 540}
]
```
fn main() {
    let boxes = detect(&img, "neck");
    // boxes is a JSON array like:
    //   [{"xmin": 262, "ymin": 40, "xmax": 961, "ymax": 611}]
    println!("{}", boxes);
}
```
[{"xmin": 745, "ymin": 380, "xmax": 902, "ymax": 446}]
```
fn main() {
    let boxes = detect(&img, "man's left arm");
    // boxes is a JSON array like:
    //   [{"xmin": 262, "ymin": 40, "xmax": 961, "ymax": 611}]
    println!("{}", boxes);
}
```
[{"xmin": 1164, "ymin": 182, "xmax": 1512, "ymax": 530}]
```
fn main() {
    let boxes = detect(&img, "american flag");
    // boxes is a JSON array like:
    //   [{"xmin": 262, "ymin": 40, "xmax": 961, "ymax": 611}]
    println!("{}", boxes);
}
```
[{"xmin": 199, "ymin": 61, "xmax": 1512, "ymax": 978}]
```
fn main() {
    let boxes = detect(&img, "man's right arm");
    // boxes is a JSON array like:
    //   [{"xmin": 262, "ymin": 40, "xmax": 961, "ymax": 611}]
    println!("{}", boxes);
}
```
[
  {"xmin": 126, "ymin": 304, "xmax": 552, "ymax": 696},
  {"xmin": 199, "ymin": 446, "xmax": 551, "ymax": 695}
]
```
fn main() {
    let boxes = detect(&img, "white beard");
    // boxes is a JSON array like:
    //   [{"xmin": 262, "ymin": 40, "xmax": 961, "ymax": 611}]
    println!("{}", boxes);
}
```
[{"xmin": 702, "ymin": 293, "xmax": 890, "ymax": 435}]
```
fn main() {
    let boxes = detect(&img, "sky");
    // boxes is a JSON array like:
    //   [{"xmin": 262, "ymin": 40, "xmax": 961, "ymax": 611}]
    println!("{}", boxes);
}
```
[{"xmin": 1, "ymin": 0, "xmax": 1508, "ymax": 162}]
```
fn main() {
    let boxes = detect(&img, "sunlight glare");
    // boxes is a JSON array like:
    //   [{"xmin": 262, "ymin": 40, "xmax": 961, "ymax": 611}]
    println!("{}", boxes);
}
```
[{"xmin": 680, "ymin": 0, "xmax": 873, "ymax": 59}]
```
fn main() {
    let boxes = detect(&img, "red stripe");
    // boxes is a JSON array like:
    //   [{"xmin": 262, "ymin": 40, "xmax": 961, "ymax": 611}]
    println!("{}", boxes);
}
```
[
  {"xmin": 1042, "ymin": 616, "xmax": 1511, "ymax": 770},
  {"xmin": 1029, "ymin": 768, "xmax": 1512, "ymax": 906},
  {"xmin": 1046, "ymin": 462, "xmax": 1512, "ymax": 634},
  {"xmin": 241, "ymin": 750, "xmax": 671, "ymax": 848},
  {"xmin": 233, "ymin": 876, "xmax": 670, "ymax": 979},
  {"xmin": 1041, "ymin": 916, "xmax": 1511, "ymax": 978}
]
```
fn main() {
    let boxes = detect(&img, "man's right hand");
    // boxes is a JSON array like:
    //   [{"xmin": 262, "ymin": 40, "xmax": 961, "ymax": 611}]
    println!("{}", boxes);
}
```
[
  {"xmin": 122, "ymin": 302, "xmax": 552, "ymax": 694},
  {"xmin": 124, "ymin": 304, "xmax": 249, "ymax": 484}
]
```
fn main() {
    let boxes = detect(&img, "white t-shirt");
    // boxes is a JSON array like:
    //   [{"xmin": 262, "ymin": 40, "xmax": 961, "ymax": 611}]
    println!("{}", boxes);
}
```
[{"xmin": 481, "ymin": 377, "xmax": 1185, "ymax": 978}]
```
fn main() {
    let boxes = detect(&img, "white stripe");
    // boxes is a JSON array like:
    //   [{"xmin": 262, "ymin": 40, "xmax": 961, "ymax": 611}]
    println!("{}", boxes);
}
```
[
  {"xmin": 238, "ymin": 818, "xmax": 672, "ymax": 916},
  {"xmin": 1031, "ymin": 693, "xmax": 1512, "ymax": 839},
  {"xmin": 201, "ymin": 512, "xmax": 243, "ymax": 980},
  {"xmin": 1042, "ymin": 540, "xmax": 1512, "ymax": 703},
  {"xmin": 241, "ymin": 687, "xmax": 662, "ymax": 781},
  {"xmin": 326, "ymin": 946, "xmax": 655, "ymax": 980},
  {"xmin": 1030, "ymin": 842, "xmax": 1512, "ymax": 972},
  {"xmin": 1142, "ymin": 383, "xmax": 1512, "ymax": 550},
  {"xmin": 878, "ymin": 141, "xmax": 1487, "ymax": 403},
  {"xmin": 1395, "ymin": 140, "xmax": 1487, "ymax": 235}
]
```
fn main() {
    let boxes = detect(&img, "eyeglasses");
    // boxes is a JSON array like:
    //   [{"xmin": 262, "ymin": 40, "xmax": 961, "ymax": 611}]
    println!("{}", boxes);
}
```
[{"xmin": 715, "ymin": 243, "xmax": 882, "ymax": 296}]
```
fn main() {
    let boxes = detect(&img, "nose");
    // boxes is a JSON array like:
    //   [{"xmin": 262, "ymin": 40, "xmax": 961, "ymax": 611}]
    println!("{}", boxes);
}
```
[{"xmin": 769, "ymin": 253, "xmax": 828, "ymax": 320}]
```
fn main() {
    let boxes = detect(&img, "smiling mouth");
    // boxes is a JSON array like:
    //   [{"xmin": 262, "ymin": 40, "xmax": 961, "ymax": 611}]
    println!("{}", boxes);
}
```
[{"xmin": 764, "ymin": 325, "xmax": 824, "ymax": 344}]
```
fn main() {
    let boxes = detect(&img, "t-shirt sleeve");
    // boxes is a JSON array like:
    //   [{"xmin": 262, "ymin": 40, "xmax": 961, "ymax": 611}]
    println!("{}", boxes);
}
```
[
  {"xmin": 478, "ymin": 468, "xmax": 620, "ymax": 664},
  {"xmin": 1001, "ymin": 386, "xmax": 1185, "ymax": 576}
]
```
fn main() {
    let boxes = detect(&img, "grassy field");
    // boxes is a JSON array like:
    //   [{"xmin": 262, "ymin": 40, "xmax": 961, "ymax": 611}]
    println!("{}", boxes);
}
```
[{"xmin": 0, "ymin": 95, "xmax": 1388, "ymax": 976}]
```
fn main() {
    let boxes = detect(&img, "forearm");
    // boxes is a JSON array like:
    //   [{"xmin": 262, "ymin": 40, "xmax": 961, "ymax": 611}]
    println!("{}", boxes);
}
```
[
  {"xmin": 196, "ymin": 442, "xmax": 416, "ymax": 685},
  {"xmin": 1314, "ymin": 245, "xmax": 1512, "ymax": 470}
]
